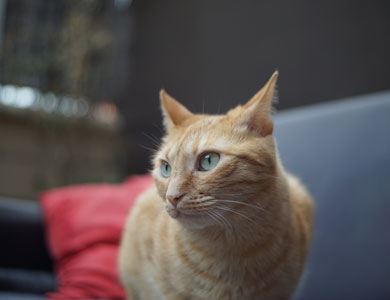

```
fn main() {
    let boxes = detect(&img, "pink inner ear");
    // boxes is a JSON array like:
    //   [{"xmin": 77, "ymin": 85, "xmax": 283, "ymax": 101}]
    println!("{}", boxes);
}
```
[
  {"xmin": 246, "ymin": 118, "xmax": 273, "ymax": 137},
  {"xmin": 242, "ymin": 105, "xmax": 273, "ymax": 137},
  {"xmin": 260, "ymin": 120, "xmax": 273, "ymax": 136}
]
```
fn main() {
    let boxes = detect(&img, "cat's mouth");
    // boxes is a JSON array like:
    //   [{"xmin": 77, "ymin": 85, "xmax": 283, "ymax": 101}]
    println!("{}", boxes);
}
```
[
  {"xmin": 164, "ymin": 196, "xmax": 217, "ymax": 224},
  {"xmin": 165, "ymin": 203, "xmax": 209, "ymax": 220},
  {"xmin": 167, "ymin": 208, "xmax": 203, "ymax": 219},
  {"xmin": 169, "ymin": 209, "xmax": 213, "ymax": 229}
]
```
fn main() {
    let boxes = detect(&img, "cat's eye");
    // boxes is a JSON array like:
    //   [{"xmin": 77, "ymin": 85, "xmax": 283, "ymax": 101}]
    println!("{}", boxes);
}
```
[
  {"xmin": 198, "ymin": 152, "xmax": 220, "ymax": 171},
  {"xmin": 160, "ymin": 161, "xmax": 171, "ymax": 178}
]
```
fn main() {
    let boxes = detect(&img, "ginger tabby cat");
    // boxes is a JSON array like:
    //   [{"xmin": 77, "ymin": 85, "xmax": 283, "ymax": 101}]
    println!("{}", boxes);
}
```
[{"xmin": 119, "ymin": 72, "xmax": 314, "ymax": 300}]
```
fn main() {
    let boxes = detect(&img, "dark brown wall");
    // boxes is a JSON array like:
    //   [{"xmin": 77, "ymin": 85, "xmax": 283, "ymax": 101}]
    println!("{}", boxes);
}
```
[{"xmin": 116, "ymin": 0, "xmax": 390, "ymax": 173}]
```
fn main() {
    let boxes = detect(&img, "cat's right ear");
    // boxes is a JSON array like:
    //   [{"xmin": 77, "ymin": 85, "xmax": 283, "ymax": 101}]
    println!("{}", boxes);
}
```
[{"xmin": 160, "ymin": 89, "xmax": 193, "ymax": 131}]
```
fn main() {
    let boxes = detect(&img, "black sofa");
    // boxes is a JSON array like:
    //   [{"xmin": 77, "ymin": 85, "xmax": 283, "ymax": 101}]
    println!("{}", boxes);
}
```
[
  {"xmin": 0, "ymin": 197, "xmax": 55, "ymax": 299},
  {"xmin": 1, "ymin": 91, "xmax": 389, "ymax": 299}
]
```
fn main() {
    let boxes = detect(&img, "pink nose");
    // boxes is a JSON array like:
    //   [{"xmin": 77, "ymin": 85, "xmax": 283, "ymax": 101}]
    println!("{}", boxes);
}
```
[{"xmin": 166, "ymin": 193, "xmax": 185, "ymax": 208}]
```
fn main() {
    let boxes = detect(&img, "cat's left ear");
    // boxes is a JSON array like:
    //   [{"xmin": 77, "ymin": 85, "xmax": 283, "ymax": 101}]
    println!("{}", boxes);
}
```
[
  {"xmin": 160, "ymin": 89, "xmax": 193, "ymax": 131},
  {"xmin": 239, "ymin": 71, "xmax": 278, "ymax": 137}
]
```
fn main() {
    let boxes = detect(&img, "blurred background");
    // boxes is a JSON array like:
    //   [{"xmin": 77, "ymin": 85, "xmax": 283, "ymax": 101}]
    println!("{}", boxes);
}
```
[{"xmin": 0, "ymin": 0, "xmax": 389, "ymax": 199}]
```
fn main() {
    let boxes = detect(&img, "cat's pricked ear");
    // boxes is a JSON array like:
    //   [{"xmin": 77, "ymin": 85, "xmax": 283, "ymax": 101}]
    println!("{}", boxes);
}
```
[
  {"xmin": 239, "ymin": 71, "xmax": 278, "ymax": 137},
  {"xmin": 160, "ymin": 89, "xmax": 193, "ymax": 131}
]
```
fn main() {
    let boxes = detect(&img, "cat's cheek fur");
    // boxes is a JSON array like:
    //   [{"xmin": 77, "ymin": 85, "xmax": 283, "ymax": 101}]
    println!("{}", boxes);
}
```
[{"xmin": 153, "ymin": 175, "xmax": 168, "ymax": 203}]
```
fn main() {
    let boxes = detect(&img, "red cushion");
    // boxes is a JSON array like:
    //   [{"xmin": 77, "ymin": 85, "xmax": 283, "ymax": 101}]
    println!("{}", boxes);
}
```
[{"xmin": 40, "ymin": 175, "xmax": 154, "ymax": 299}]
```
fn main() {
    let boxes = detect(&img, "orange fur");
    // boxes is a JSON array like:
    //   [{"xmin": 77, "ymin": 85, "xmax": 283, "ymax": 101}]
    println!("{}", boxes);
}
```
[{"xmin": 119, "ymin": 72, "xmax": 314, "ymax": 300}]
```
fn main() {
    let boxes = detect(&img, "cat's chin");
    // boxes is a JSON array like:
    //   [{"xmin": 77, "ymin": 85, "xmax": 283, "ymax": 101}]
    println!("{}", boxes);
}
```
[{"xmin": 167, "ymin": 209, "xmax": 213, "ymax": 229}]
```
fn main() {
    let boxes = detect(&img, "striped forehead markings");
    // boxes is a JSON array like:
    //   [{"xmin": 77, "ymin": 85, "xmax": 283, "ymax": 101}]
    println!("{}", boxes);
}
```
[{"xmin": 162, "ymin": 117, "xmax": 222, "ymax": 164}]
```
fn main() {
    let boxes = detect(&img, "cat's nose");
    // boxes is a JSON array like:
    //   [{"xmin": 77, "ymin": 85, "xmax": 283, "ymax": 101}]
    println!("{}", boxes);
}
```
[{"xmin": 166, "ymin": 193, "xmax": 185, "ymax": 208}]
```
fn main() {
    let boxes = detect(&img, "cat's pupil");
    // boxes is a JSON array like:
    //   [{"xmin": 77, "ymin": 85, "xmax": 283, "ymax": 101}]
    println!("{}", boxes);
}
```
[
  {"xmin": 199, "ymin": 152, "xmax": 220, "ymax": 171},
  {"xmin": 160, "ymin": 161, "xmax": 171, "ymax": 178}
]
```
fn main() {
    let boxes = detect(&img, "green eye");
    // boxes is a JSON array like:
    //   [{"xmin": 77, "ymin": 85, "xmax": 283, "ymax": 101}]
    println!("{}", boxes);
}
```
[
  {"xmin": 160, "ymin": 161, "xmax": 171, "ymax": 178},
  {"xmin": 199, "ymin": 152, "xmax": 220, "ymax": 171}
]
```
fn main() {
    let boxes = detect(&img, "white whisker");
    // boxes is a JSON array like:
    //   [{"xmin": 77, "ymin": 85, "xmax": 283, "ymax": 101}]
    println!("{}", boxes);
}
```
[
  {"xmin": 206, "ymin": 210, "xmax": 223, "ymax": 227},
  {"xmin": 212, "ymin": 199, "xmax": 266, "ymax": 213},
  {"xmin": 209, "ymin": 210, "xmax": 234, "ymax": 234},
  {"xmin": 214, "ymin": 204, "xmax": 258, "ymax": 226}
]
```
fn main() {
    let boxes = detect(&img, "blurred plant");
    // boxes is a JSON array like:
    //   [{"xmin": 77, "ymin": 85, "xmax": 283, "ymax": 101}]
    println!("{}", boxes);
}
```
[
  {"xmin": 0, "ymin": 0, "xmax": 126, "ymax": 199},
  {"xmin": 0, "ymin": 0, "xmax": 113, "ymax": 100},
  {"xmin": 51, "ymin": 0, "xmax": 113, "ymax": 99}
]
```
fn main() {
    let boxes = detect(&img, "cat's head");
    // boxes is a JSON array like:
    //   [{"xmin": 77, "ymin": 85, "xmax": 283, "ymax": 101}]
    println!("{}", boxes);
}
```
[{"xmin": 152, "ymin": 72, "xmax": 280, "ymax": 229}]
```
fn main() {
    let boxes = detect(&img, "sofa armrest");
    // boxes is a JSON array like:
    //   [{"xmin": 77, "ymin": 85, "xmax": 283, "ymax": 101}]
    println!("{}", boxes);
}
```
[
  {"xmin": 0, "ymin": 268, "xmax": 55, "ymax": 294},
  {"xmin": 0, "ymin": 197, "xmax": 53, "ymax": 271}
]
